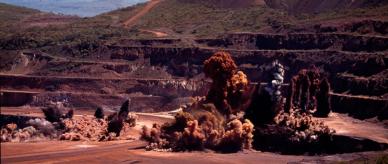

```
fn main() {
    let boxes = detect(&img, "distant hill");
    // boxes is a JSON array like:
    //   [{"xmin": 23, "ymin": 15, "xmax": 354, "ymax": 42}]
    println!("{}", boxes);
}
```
[
  {"xmin": 0, "ymin": 3, "xmax": 40, "ymax": 23},
  {"xmin": 0, "ymin": 0, "xmax": 387, "ymax": 53},
  {"xmin": 129, "ymin": 0, "xmax": 388, "ymax": 36},
  {"xmin": 178, "ymin": 0, "xmax": 265, "ymax": 8},
  {"xmin": 264, "ymin": 0, "xmax": 388, "ymax": 14},
  {"xmin": 130, "ymin": 0, "xmax": 289, "ymax": 36}
]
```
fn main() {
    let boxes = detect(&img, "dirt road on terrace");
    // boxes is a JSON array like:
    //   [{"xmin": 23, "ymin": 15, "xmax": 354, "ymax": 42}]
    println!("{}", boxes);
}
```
[
  {"xmin": 123, "ymin": 0, "xmax": 163, "ymax": 28},
  {"xmin": 0, "ymin": 73, "xmax": 186, "ymax": 81},
  {"xmin": 139, "ymin": 29, "xmax": 168, "ymax": 37},
  {"xmin": 122, "ymin": 0, "xmax": 168, "ymax": 37}
]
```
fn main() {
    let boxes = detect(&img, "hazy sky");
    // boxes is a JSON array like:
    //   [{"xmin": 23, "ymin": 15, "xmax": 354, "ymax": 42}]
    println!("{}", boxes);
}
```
[{"xmin": 0, "ymin": 0, "xmax": 148, "ymax": 17}]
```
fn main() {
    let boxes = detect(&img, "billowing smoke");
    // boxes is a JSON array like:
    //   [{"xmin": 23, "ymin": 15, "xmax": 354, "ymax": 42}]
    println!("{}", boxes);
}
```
[
  {"xmin": 285, "ymin": 67, "xmax": 331, "ymax": 117},
  {"xmin": 249, "ymin": 65, "xmax": 335, "ymax": 154},
  {"xmin": 141, "ymin": 52, "xmax": 255, "ymax": 152},
  {"xmin": 118, "ymin": 99, "xmax": 130, "ymax": 120},
  {"xmin": 264, "ymin": 60, "xmax": 285, "ymax": 103},
  {"xmin": 2, "ymin": 100, "xmax": 137, "ymax": 143},
  {"xmin": 61, "ymin": 104, "xmax": 138, "ymax": 141},
  {"xmin": 60, "ymin": 116, "xmax": 108, "ymax": 141},
  {"xmin": 1, "ymin": 124, "xmax": 38, "ymax": 142},
  {"xmin": 126, "ymin": 113, "xmax": 138, "ymax": 127},
  {"xmin": 274, "ymin": 110, "xmax": 334, "ymax": 143},
  {"xmin": 315, "ymin": 78, "xmax": 331, "ymax": 117},
  {"xmin": 27, "ymin": 118, "xmax": 57, "ymax": 136},
  {"xmin": 59, "ymin": 100, "xmax": 137, "ymax": 141},
  {"xmin": 42, "ymin": 106, "xmax": 63, "ymax": 123},
  {"xmin": 2, "ymin": 51, "xmax": 336, "ymax": 154},
  {"xmin": 95, "ymin": 107, "xmax": 105, "ymax": 119},
  {"xmin": 107, "ymin": 99, "xmax": 132, "ymax": 136},
  {"xmin": 203, "ymin": 51, "xmax": 253, "ymax": 116},
  {"xmin": 107, "ymin": 116, "xmax": 124, "ymax": 137},
  {"xmin": 251, "ymin": 109, "xmax": 335, "ymax": 154},
  {"xmin": 60, "ymin": 100, "xmax": 137, "ymax": 141},
  {"xmin": 1, "ymin": 118, "xmax": 58, "ymax": 142},
  {"xmin": 244, "ymin": 60, "xmax": 285, "ymax": 125},
  {"xmin": 219, "ymin": 119, "xmax": 254, "ymax": 151},
  {"xmin": 141, "ymin": 110, "xmax": 254, "ymax": 153},
  {"xmin": 65, "ymin": 109, "xmax": 74, "ymax": 119},
  {"xmin": 41, "ymin": 106, "xmax": 74, "ymax": 123},
  {"xmin": 137, "ymin": 53, "xmax": 334, "ymax": 154}
]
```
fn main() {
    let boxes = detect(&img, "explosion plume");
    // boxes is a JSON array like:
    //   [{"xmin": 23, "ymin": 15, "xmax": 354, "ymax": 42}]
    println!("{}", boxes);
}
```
[
  {"xmin": 41, "ymin": 106, "xmax": 73, "ymax": 123},
  {"xmin": 204, "ymin": 51, "xmax": 251, "ymax": 116},
  {"xmin": 1, "ymin": 119, "xmax": 58, "ymax": 142},
  {"xmin": 95, "ymin": 107, "xmax": 105, "ymax": 119},
  {"xmin": 142, "ymin": 51, "xmax": 255, "ymax": 152},
  {"xmin": 251, "ymin": 108, "xmax": 335, "ymax": 154},
  {"xmin": 108, "ymin": 99, "xmax": 134, "ymax": 136},
  {"xmin": 285, "ymin": 68, "xmax": 331, "ymax": 117},
  {"xmin": 141, "ymin": 110, "xmax": 254, "ymax": 152},
  {"xmin": 244, "ymin": 60, "xmax": 285, "ymax": 125}
]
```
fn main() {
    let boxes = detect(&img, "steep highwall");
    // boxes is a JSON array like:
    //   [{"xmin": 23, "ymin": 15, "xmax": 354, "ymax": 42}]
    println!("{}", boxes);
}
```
[
  {"xmin": 86, "ymin": 46, "xmax": 387, "ymax": 97},
  {"xmin": 0, "ymin": 91, "xmax": 35, "ymax": 107},
  {"xmin": 0, "ymin": 74, "xmax": 207, "ymax": 97},
  {"xmin": 333, "ymin": 74, "xmax": 388, "ymax": 96},
  {"xmin": 198, "ymin": 33, "xmax": 388, "ymax": 52},
  {"xmin": 331, "ymin": 93, "xmax": 388, "ymax": 120},
  {"xmin": 264, "ymin": 0, "xmax": 388, "ymax": 14}
]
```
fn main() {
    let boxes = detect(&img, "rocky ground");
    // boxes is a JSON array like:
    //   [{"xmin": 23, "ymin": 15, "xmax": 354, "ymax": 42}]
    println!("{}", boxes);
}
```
[{"xmin": 1, "ymin": 107, "xmax": 387, "ymax": 163}]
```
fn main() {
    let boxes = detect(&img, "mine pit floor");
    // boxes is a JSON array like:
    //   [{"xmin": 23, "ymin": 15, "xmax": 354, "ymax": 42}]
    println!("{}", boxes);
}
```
[
  {"xmin": 1, "ymin": 140, "xmax": 387, "ymax": 163},
  {"xmin": 1, "ymin": 107, "xmax": 387, "ymax": 163},
  {"xmin": 317, "ymin": 113, "xmax": 388, "ymax": 144}
]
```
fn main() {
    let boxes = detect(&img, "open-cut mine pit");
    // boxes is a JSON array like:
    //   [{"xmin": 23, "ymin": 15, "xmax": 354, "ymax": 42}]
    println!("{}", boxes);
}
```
[
  {"xmin": 2, "ymin": 49, "xmax": 387, "ymax": 162},
  {"xmin": 1, "ymin": 0, "xmax": 388, "ymax": 163}
]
